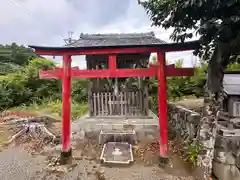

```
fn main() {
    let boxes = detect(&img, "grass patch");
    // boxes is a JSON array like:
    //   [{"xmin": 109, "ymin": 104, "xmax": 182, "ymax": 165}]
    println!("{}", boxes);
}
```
[{"xmin": 9, "ymin": 98, "xmax": 88, "ymax": 121}]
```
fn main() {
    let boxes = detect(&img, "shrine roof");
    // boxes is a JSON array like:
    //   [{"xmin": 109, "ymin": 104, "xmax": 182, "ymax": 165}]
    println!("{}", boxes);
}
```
[
  {"xmin": 66, "ymin": 32, "xmax": 165, "ymax": 47},
  {"xmin": 29, "ymin": 32, "xmax": 200, "ymax": 55},
  {"xmin": 29, "ymin": 40, "xmax": 200, "ymax": 52}
]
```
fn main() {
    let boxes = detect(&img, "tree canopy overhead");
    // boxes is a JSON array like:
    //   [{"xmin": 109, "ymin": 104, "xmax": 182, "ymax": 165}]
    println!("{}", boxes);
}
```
[{"xmin": 139, "ymin": 0, "xmax": 240, "ymax": 93}]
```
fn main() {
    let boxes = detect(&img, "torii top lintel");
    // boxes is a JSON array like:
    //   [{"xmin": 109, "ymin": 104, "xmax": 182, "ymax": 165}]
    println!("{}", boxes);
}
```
[{"xmin": 29, "ymin": 40, "xmax": 200, "ymax": 56}]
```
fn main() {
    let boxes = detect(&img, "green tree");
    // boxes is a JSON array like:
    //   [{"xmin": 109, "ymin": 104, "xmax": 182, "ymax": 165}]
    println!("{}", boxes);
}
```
[
  {"xmin": 72, "ymin": 79, "xmax": 89, "ymax": 103},
  {"xmin": 0, "ymin": 43, "xmax": 39, "ymax": 66},
  {"xmin": 139, "ymin": 0, "xmax": 240, "ymax": 172},
  {"xmin": 139, "ymin": 0, "xmax": 240, "ymax": 104},
  {"xmin": 23, "ymin": 58, "xmax": 61, "ymax": 102},
  {"xmin": 0, "ymin": 57, "xmax": 61, "ymax": 109}
]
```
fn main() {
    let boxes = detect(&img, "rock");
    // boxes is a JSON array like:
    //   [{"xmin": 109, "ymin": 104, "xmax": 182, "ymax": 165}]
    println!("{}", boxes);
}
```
[
  {"xmin": 71, "ymin": 141, "xmax": 77, "ymax": 150},
  {"xmin": 94, "ymin": 166, "xmax": 106, "ymax": 180},
  {"xmin": 42, "ymin": 146, "xmax": 55, "ymax": 155},
  {"xmin": 146, "ymin": 134, "xmax": 155, "ymax": 141},
  {"xmin": 85, "ymin": 156, "xmax": 96, "ymax": 161},
  {"xmin": 93, "ymin": 164, "xmax": 101, "ymax": 170},
  {"xmin": 45, "ymin": 165, "xmax": 68, "ymax": 173},
  {"xmin": 53, "ymin": 136, "xmax": 61, "ymax": 144},
  {"xmin": 97, "ymin": 167, "xmax": 105, "ymax": 174},
  {"xmin": 87, "ymin": 170, "xmax": 92, "ymax": 175},
  {"xmin": 78, "ymin": 130, "xmax": 85, "ymax": 140},
  {"xmin": 73, "ymin": 150, "xmax": 82, "ymax": 160},
  {"xmin": 54, "ymin": 166, "xmax": 68, "ymax": 173},
  {"xmin": 213, "ymin": 161, "xmax": 240, "ymax": 180}
]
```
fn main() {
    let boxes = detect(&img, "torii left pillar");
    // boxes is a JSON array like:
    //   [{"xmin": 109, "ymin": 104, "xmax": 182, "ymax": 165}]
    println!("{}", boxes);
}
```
[
  {"xmin": 157, "ymin": 52, "xmax": 169, "ymax": 165},
  {"xmin": 60, "ymin": 55, "xmax": 72, "ymax": 164}
]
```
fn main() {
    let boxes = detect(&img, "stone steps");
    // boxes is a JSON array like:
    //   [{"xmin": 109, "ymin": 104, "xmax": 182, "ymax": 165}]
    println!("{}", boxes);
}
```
[{"xmin": 98, "ymin": 129, "xmax": 137, "ymax": 145}]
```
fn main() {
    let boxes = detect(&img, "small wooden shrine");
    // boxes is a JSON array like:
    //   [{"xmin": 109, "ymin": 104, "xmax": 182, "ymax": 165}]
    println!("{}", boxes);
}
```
[{"xmin": 70, "ymin": 32, "xmax": 165, "ymax": 117}]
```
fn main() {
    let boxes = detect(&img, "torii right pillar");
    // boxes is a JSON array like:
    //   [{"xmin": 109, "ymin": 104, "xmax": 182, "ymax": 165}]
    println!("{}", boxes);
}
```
[{"xmin": 157, "ymin": 52, "xmax": 169, "ymax": 165}]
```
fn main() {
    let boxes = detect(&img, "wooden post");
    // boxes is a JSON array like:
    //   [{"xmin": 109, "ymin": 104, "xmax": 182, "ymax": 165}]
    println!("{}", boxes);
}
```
[
  {"xmin": 157, "ymin": 52, "xmax": 169, "ymax": 165},
  {"xmin": 60, "ymin": 55, "xmax": 72, "ymax": 164},
  {"xmin": 88, "ymin": 81, "xmax": 93, "ymax": 116},
  {"xmin": 109, "ymin": 54, "xmax": 117, "ymax": 70}
]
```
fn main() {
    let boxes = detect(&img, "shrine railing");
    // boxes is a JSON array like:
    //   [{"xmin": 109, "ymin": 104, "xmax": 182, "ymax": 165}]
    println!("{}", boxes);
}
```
[{"xmin": 89, "ymin": 90, "xmax": 148, "ymax": 117}]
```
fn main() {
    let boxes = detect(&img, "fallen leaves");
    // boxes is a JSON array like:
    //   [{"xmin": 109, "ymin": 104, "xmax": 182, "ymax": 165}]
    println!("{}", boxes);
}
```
[{"xmin": 133, "ymin": 141, "xmax": 160, "ymax": 165}]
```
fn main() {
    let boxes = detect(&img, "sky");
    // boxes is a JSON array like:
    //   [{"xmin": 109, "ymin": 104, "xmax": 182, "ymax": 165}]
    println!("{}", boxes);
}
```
[{"xmin": 1, "ymin": 0, "xmax": 199, "ymax": 68}]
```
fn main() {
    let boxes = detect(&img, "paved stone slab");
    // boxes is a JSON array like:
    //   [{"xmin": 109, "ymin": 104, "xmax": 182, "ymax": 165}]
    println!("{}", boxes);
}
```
[{"xmin": 100, "ymin": 142, "xmax": 133, "ymax": 165}]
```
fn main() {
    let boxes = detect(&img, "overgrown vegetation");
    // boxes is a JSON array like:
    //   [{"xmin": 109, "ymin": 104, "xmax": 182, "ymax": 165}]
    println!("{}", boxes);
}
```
[
  {"xmin": 1, "ymin": 43, "xmax": 240, "ymax": 121},
  {"xmin": 149, "ymin": 55, "xmax": 240, "ymax": 114},
  {"xmin": 184, "ymin": 143, "xmax": 201, "ymax": 166},
  {"xmin": 0, "ymin": 44, "xmax": 88, "ymax": 119},
  {"xmin": 10, "ymin": 99, "xmax": 88, "ymax": 120}
]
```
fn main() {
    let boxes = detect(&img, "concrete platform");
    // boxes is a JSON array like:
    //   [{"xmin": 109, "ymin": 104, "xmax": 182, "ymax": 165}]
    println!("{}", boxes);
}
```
[{"xmin": 71, "ymin": 110, "xmax": 159, "ymax": 142}]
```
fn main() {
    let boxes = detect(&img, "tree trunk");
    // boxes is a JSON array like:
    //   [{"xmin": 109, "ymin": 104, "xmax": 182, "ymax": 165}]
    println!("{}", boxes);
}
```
[{"xmin": 198, "ymin": 43, "xmax": 230, "ymax": 179}]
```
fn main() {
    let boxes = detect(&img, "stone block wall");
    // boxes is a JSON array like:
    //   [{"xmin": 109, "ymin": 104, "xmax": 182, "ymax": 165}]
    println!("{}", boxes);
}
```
[
  {"xmin": 213, "ymin": 127, "xmax": 240, "ymax": 180},
  {"xmin": 168, "ymin": 103, "xmax": 201, "ymax": 143},
  {"xmin": 168, "ymin": 103, "xmax": 240, "ymax": 180}
]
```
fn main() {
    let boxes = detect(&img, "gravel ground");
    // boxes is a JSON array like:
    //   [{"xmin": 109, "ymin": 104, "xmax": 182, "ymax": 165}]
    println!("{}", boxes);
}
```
[
  {"xmin": 60, "ymin": 160, "xmax": 195, "ymax": 180},
  {"xmin": 0, "ymin": 146, "xmax": 196, "ymax": 180},
  {"xmin": 0, "ymin": 147, "xmax": 45, "ymax": 180}
]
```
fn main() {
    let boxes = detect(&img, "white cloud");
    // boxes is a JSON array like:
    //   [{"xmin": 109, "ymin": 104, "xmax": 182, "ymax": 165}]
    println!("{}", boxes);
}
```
[{"xmin": 0, "ymin": 0, "xmax": 198, "ymax": 68}]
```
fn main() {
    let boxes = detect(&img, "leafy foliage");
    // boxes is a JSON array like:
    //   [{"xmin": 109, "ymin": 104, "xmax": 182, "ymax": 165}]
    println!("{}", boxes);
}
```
[
  {"xmin": 0, "ymin": 43, "xmax": 39, "ymax": 66},
  {"xmin": 0, "ymin": 58, "xmax": 59, "ymax": 109},
  {"xmin": 185, "ymin": 143, "xmax": 201, "ymax": 166},
  {"xmin": 139, "ymin": 0, "xmax": 240, "ymax": 59},
  {"xmin": 148, "ymin": 56, "xmax": 240, "ymax": 113},
  {"xmin": 72, "ymin": 79, "xmax": 89, "ymax": 103},
  {"xmin": 0, "ymin": 62, "xmax": 22, "ymax": 75},
  {"xmin": 0, "ymin": 51, "xmax": 88, "ymax": 110},
  {"xmin": 139, "ymin": 0, "xmax": 240, "ymax": 100}
]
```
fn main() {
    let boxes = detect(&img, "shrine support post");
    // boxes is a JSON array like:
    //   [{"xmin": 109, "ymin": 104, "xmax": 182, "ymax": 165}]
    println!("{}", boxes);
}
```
[
  {"xmin": 157, "ymin": 52, "xmax": 169, "ymax": 164},
  {"xmin": 60, "ymin": 55, "xmax": 72, "ymax": 164}
]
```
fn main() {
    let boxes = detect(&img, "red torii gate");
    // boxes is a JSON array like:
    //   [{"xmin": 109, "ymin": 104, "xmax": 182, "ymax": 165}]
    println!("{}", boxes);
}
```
[
  {"xmin": 39, "ymin": 64, "xmax": 193, "ymax": 79},
  {"xmin": 29, "ymin": 40, "xmax": 199, "ymax": 165}
]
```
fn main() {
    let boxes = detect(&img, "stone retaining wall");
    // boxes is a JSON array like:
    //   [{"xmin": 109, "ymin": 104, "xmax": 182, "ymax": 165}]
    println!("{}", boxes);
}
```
[
  {"xmin": 168, "ymin": 103, "xmax": 240, "ymax": 180},
  {"xmin": 168, "ymin": 103, "xmax": 201, "ymax": 143}
]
